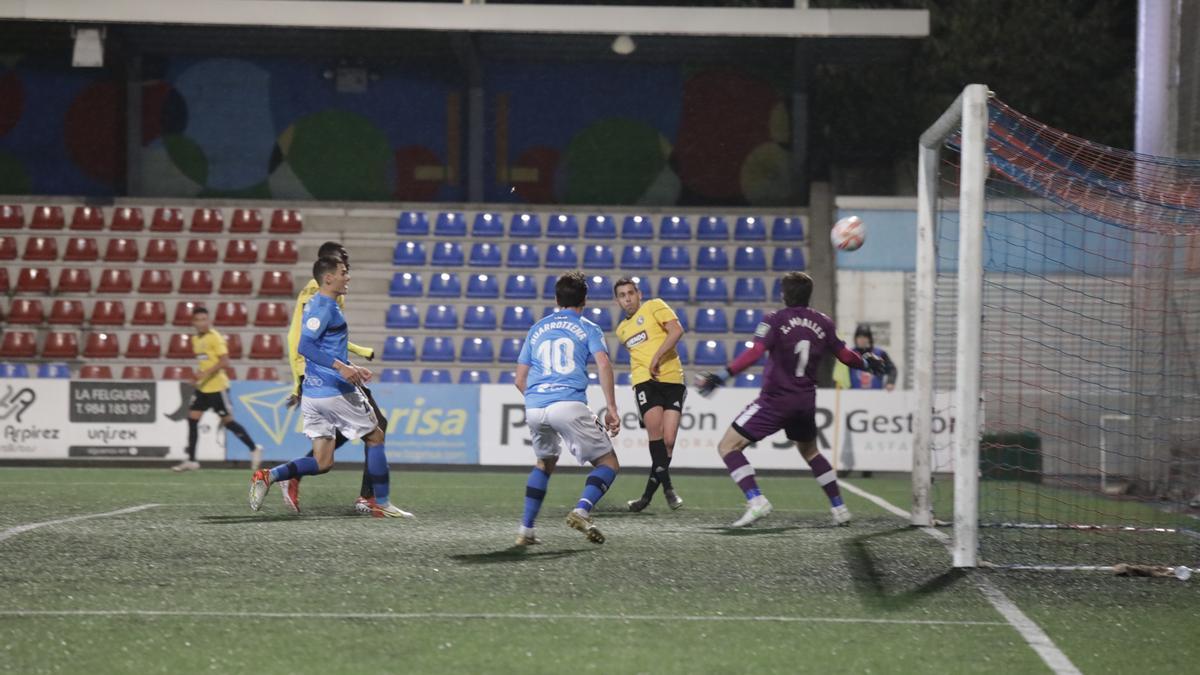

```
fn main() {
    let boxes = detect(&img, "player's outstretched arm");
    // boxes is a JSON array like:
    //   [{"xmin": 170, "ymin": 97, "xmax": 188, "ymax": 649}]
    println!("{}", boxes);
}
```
[
  {"xmin": 348, "ymin": 342, "xmax": 375, "ymax": 361},
  {"xmin": 695, "ymin": 339, "xmax": 765, "ymax": 396},
  {"xmin": 650, "ymin": 318, "xmax": 684, "ymax": 378}
]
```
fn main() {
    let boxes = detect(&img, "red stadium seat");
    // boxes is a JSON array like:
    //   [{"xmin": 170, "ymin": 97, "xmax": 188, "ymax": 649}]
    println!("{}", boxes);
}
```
[
  {"xmin": 79, "ymin": 365, "xmax": 114, "ymax": 379},
  {"xmin": 150, "ymin": 207, "xmax": 184, "ymax": 232},
  {"xmin": 225, "ymin": 367, "xmax": 238, "ymax": 381},
  {"xmin": 179, "ymin": 270, "xmax": 213, "ymax": 295},
  {"xmin": 224, "ymin": 239, "xmax": 259, "ymax": 264},
  {"xmin": 90, "ymin": 300, "xmax": 126, "ymax": 326},
  {"xmin": 125, "ymin": 332, "xmax": 162, "ymax": 359},
  {"xmin": 121, "ymin": 365, "xmax": 154, "ymax": 379},
  {"xmin": 109, "ymin": 207, "xmax": 143, "ymax": 232},
  {"xmin": 63, "ymin": 237, "xmax": 99, "ymax": 262},
  {"xmin": 83, "ymin": 332, "xmax": 120, "ymax": 359},
  {"xmin": 214, "ymin": 301, "xmax": 249, "ymax": 327},
  {"xmin": 184, "ymin": 239, "xmax": 218, "ymax": 264},
  {"xmin": 225, "ymin": 333, "xmax": 244, "ymax": 360},
  {"xmin": 259, "ymin": 270, "xmax": 293, "ymax": 297},
  {"xmin": 56, "ymin": 268, "xmax": 91, "ymax": 294},
  {"xmin": 0, "ymin": 204, "xmax": 24, "ymax": 229},
  {"xmin": 0, "ymin": 268, "xmax": 7, "ymax": 293},
  {"xmin": 144, "ymin": 238, "xmax": 179, "ymax": 263},
  {"xmin": 0, "ymin": 331, "xmax": 37, "ymax": 358},
  {"xmin": 48, "ymin": 299, "xmax": 85, "ymax": 325},
  {"xmin": 42, "ymin": 331, "xmax": 79, "ymax": 359},
  {"xmin": 264, "ymin": 239, "xmax": 298, "ymax": 265},
  {"xmin": 162, "ymin": 365, "xmax": 195, "ymax": 381},
  {"xmin": 103, "ymin": 238, "xmax": 140, "ymax": 263},
  {"xmin": 191, "ymin": 208, "xmax": 223, "ymax": 233},
  {"xmin": 249, "ymin": 334, "xmax": 284, "ymax": 360},
  {"xmin": 269, "ymin": 209, "xmax": 302, "ymax": 234},
  {"xmin": 230, "ymin": 209, "xmax": 263, "ymax": 233},
  {"xmin": 8, "ymin": 299, "xmax": 45, "ymax": 325},
  {"xmin": 98, "ymin": 269, "xmax": 134, "ymax": 294},
  {"xmin": 246, "ymin": 366, "xmax": 280, "ymax": 381},
  {"xmin": 254, "ymin": 302, "xmax": 289, "ymax": 327},
  {"xmin": 172, "ymin": 301, "xmax": 204, "ymax": 327},
  {"xmin": 22, "ymin": 237, "xmax": 58, "ymax": 261},
  {"xmin": 70, "ymin": 206, "xmax": 106, "ymax": 231},
  {"xmin": 219, "ymin": 270, "xmax": 253, "ymax": 295},
  {"xmin": 30, "ymin": 206, "xmax": 64, "ymax": 230},
  {"xmin": 167, "ymin": 334, "xmax": 193, "ymax": 359},
  {"xmin": 16, "ymin": 267, "xmax": 52, "ymax": 294},
  {"xmin": 0, "ymin": 236, "xmax": 15, "ymax": 259},
  {"xmin": 137, "ymin": 269, "xmax": 174, "ymax": 294},
  {"xmin": 131, "ymin": 300, "xmax": 168, "ymax": 326}
]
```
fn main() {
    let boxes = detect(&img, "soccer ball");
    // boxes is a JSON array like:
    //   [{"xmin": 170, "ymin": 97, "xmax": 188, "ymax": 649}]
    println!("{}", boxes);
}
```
[{"xmin": 831, "ymin": 215, "xmax": 865, "ymax": 251}]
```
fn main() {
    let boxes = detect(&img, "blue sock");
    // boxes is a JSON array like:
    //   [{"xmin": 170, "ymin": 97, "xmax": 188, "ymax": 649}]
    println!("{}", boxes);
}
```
[
  {"xmin": 522, "ymin": 467, "xmax": 550, "ymax": 528},
  {"xmin": 269, "ymin": 456, "xmax": 319, "ymax": 483},
  {"xmin": 575, "ymin": 465, "xmax": 617, "ymax": 513},
  {"xmin": 366, "ymin": 443, "xmax": 390, "ymax": 504}
]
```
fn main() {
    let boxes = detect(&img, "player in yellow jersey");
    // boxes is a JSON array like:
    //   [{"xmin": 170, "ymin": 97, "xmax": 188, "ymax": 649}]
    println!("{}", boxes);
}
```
[
  {"xmin": 613, "ymin": 277, "xmax": 686, "ymax": 511},
  {"xmin": 279, "ymin": 242, "xmax": 384, "ymax": 515},
  {"xmin": 173, "ymin": 306, "xmax": 263, "ymax": 473}
]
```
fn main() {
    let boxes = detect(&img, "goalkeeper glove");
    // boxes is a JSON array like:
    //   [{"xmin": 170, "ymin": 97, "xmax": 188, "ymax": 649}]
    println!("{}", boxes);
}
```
[
  {"xmin": 861, "ymin": 352, "xmax": 887, "ymax": 377},
  {"xmin": 695, "ymin": 368, "xmax": 732, "ymax": 398}
]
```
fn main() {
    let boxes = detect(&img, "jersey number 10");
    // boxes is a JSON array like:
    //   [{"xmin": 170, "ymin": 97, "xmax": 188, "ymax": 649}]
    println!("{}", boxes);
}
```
[{"xmin": 536, "ymin": 337, "xmax": 577, "ymax": 375}]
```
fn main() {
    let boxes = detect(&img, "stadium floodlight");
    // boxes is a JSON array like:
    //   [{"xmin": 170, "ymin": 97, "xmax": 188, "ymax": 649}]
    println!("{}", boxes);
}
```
[{"xmin": 71, "ymin": 26, "xmax": 105, "ymax": 68}]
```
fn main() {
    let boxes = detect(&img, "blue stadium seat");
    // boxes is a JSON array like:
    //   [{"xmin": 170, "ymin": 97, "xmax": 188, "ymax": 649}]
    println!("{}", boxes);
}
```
[
  {"xmin": 735, "ymin": 216, "xmax": 767, "ymax": 241},
  {"xmin": 659, "ymin": 216, "xmax": 691, "ymax": 240},
  {"xmin": 587, "ymin": 371, "xmax": 600, "ymax": 384},
  {"xmin": 587, "ymin": 275, "xmax": 612, "ymax": 298},
  {"xmin": 431, "ymin": 242, "xmax": 464, "ymax": 267},
  {"xmin": 37, "ymin": 363, "xmax": 70, "ymax": 379},
  {"xmin": 616, "ymin": 345, "xmax": 630, "ymax": 365},
  {"xmin": 502, "ymin": 306, "xmax": 534, "ymax": 331},
  {"xmin": 0, "ymin": 363, "xmax": 28, "ymax": 378},
  {"xmin": 421, "ymin": 336, "xmax": 455, "ymax": 362},
  {"xmin": 420, "ymin": 369, "xmax": 452, "ymax": 384},
  {"xmin": 675, "ymin": 341, "xmax": 690, "ymax": 364},
  {"xmin": 467, "ymin": 273, "xmax": 500, "ymax": 299},
  {"xmin": 389, "ymin": 272, "xmax": 423, "ymax": 297},
  {"xmin": 697, "ymin": 216, "xmax": 729, "ymax": 240},
  {"xmin": 734, "ymin": 246, "xmax": 766, "ymax": 271},
  {"xmin": 616, "ymin": 372, "xmax": 632, "ymax": 386},
  {"xmin": 674, "ymin": 308, "xmax": 689, "ymax": 332},
  {"xmin": 630, "ymin": 276, "xmax": 653, "ymax": 297},
  {"xmin": 473, "ymin": 212, "xmax": 504, "ymax": 237},
  {"xmin": 541, "ymin": 275, "xmax": 559, "ymax": 300},
  {"xmin": 460, "ymin": 337, "xmax": 494, "ymax": 363},
  {"xmin": 734, "ymin": 339, "xmax": 766, "ymax": 365},
  {"xmin": 386, "ymin": 304, "xmax": 420, "ymax": 329},
  {"xmin": 469, "ymin": 242, "xmax": 502, "ymax": 268},
  {"xmin": 657, "ymin": 276, "xmax": 690, "ymax": 302},
  {"xmin": 696, "ymin": 246, "xmax": 729, "ymax": 271},
  {"xmin": 772, "ymin": 278, "xmax": 783, "ymax": 302},
  {"xmin": 695, "ymin": 277, "xmax": 729, "ymax": 302},
  {"xmin": 428, "ymin": 272, "xmax": 462, "ymax": 298},
  {"xmin": 773, "ymin": 247, "xmax": 806, "ymax": 270},
  {"xmin": 381, "ymin": 368, "xmax": 413, "ymax": 383},
  {"xmin": 393, "ymin": 241, "xmax": 427, "ymax": 266},
  {"xmin": 507, "ymin": 243, "xmax": 540, "ymax": 268},
  {"xmin": 735, "ymin": 372, "xmax": 760, "ymax": 388},
  {"xmin": 459, "ymin": 369, "xmax": 491, "ymax": 384},
  {"xmin": 734, "ymin": 308, "xmax": 764, "ymax": 333},
  {"xmin": 544, "ymin": 244, "xmax": 578, "ymax": 268},
  {"xmin": 584, "ymin": 307, "xmax": 612, "ymax": 330},
  {"xmin": 383, "ymin": 336, "xmax": 417, "ymax": 361},
  {"xmin": 463, "ymin": 305, "xmax": 497, "ymax": 331},
  {"xmin": 396, "ymin": 211, "xmax": 428, "ymax": 236},
  {"xmin": 734, "ymin": 277, "xmax": 766, "ymax": 302},
  {"xmin": 499, "ymin": 338, "xmax": 524, "ymax": 363},
  {"xmin": 772, "ymin": 216, "xmax": 804, "ymax": 241},
  {"xmin": 694, "ymin": 340, "xmax": 728, "ymax": 365},
  {"xmin": 622, "ymin": 215, "xmax": 653, "ymax": 239},
  {"xmin": 585, "ymin": 215, "xmax": 616, "ymax": 239},
  {"xmin": 546, "ymin": 214, "xmax": 579, "ymax": 238},
  {"xmin": 435, "ymin": 212, "xmax": 466, "ymax": 237},
  {"xmin": 498, "ymin": 371, "xmax": 517, "ymax": 384},
  {"xmin": 620, "ymin": 245, "xmax": 653, "ymax": 270},
  {"xmin": 423, "ymin": 304, "xmax": 458, "ymax": 330},
  {"xmin": 541, "ymin": 306, "xmax": 557, "ymax": 318},
  {"xmin": 658, "ymin": 246, "xmax": 691, "ymax": 270},
  {"xmin": 583, "ymin": 244, "xmax": 615, "ymax": 269},
  {"xmin": 510, "ymin": 213, "xmax": 541, "ymax": 238},
  {"xmin": 504, "ymin": 274, "xmax": 537, "ymax": 299},
  {"xmin": 695, "ymin": 308, "xmax": 729, "ymax": 333}
]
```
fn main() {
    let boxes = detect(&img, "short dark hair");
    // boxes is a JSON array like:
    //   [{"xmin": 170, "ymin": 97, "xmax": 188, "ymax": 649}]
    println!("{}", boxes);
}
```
[
  {"xmin": 555, "ymin": 271, "xmax": 588, "ymax": 308},
  {"xmin": 313, "ymin": 256, "xmax": 345, "ymax": 284},
  {"xmin": 318, "ymin": 241, "xmax": 346, "ymax": 259},
  {"xmin": 191, "ymin": 306, "xmax": 208, "ymax": 316},
  {"xmin": 781, "ymin": 272, "xmax": 814, "ymax": 307},
  {"xmin": 612, "ymin": 276, "xmax": 639, "ymax": 298}
]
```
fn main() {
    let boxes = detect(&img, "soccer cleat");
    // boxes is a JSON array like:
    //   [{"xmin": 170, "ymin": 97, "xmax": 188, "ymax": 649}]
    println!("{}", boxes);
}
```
[
  {"xmin": 515, "ymin": 526, "xmax": 542, "ymax": 546},
  {"xmin": 566, "ymin": 508, "xmax": 605, "ymax": 544},
  {"xmin": 831, "ymin": 504, "xmax": 852, "ymax": 526},
  {"xmin": 665, "ymin": 489, "xmax": 684, "ymax": 511},
  {"xmin": 279, "ymin": 479, "xmax": 300, "ymax": 513},
  {"xmin": 355, "ymin": 496, "xmax": 384, "ymax": 518},
  {"xmin": 731, "ymin": 495, "xmax": 773, "ymax": 528},
  {"xmin": 249, "ymin": 445, "xmax": 264, "ymax": 473},
  {"xmin": 249, "ymin": 469, "xmax": 271, "ymax": 511},
  {"xmin": 171, "ymin": 460, "xmax": 200, "ymax": 472},
  {"xmin": 371, "ymin": 502, "xmax": 414, "ymax": 519},
  {"xmin": 626, "ymin": 497, "xmax": 650, "ymax": 513}
]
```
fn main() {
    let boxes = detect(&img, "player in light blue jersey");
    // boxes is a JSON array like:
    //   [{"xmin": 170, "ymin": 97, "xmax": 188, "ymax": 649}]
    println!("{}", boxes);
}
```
[
  {"xmin": 514, "ymin": 271, "xmax": 621, "ymax": 545},
  {"xmin": 249, "ymin": 256, "xmax": 413, "ymax": 518}
]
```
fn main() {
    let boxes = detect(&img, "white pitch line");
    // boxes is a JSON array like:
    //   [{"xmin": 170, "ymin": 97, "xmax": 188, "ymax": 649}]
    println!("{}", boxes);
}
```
[
  {"xmin": 0, "ymin": 504, "xmax": 161, "ymax": 544},
  {"xmin": 0, "ymin": 609, "xmax": 1006, "ymax": 626},
  {"xmin": 840, "ymin": 480, "xmax": 1081, "ymax": 675}
]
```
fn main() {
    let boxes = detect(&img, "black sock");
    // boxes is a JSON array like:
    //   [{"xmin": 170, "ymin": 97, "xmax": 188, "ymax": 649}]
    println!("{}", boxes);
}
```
[
  {"xmin": 643, "ymin": 439, "xmax": 670, "ymax": 499},
  {"xmin": 660, "ymin": 449, "xmax": 674, "ymax": 491},
  {"xmin": 360, "ymin": 446, "xmax": 375, "ymax": 499},
  {"xmin": 186, "ymin": 419, "xmax": 198, "ymax": 461},
  {"xmin": 225, "ymin": 421, "xmax": 257, "ymax": 451}
]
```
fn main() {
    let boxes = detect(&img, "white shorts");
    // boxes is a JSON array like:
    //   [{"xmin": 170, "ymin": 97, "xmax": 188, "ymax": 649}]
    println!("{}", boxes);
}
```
[
  {"xmin": 525, "ymin": 401, "xmax": 614, "ymax": 466},
  {"xmin": 301, "ymin": 390, "xmax": 378, "ymax": 441}
]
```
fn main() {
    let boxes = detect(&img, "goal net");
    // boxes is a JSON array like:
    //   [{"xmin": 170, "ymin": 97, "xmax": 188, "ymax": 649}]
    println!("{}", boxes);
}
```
[{"xmin": 914, "ymin": 84, "xmax": 1200, "ymax": 570}]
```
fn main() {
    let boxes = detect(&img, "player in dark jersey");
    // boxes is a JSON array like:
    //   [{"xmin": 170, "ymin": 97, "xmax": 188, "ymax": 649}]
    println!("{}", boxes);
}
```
[{"xmin": 695, "ymin": 272, "xmax": 885, "ymax": 528}]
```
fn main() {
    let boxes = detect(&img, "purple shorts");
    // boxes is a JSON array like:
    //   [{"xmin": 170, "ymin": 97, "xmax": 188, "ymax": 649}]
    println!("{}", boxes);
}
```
[{"xmin": 730, "ymin": 397, "xmax": 817, "ymax": 443}]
